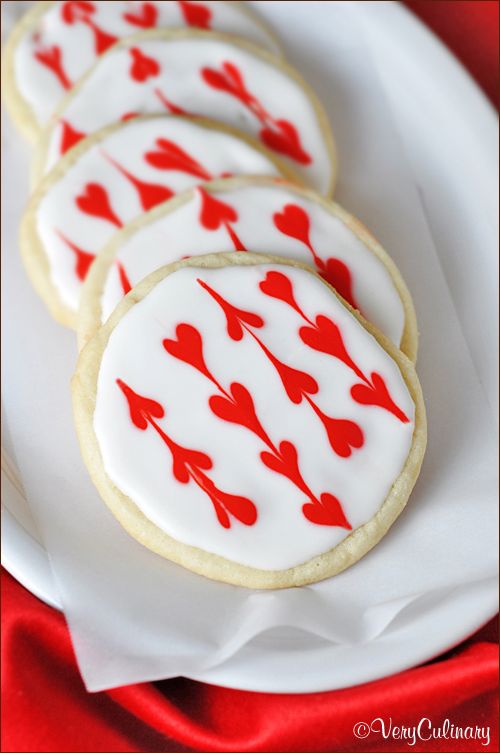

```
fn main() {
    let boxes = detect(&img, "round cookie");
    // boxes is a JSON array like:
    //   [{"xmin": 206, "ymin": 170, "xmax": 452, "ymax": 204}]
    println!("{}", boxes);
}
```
[
  {"xmin": 20, "ymin": 115, "xmax": 295, "ymax": 328},
  {"xmin": 72, "ymin": 252, "xmax": 426, "ymax": 589},
  {"xmin": 78, "ymin": 176, "xmax": 418, "ymax": 360},
  {"xmin": 33, "ymin": 29, "xmax": 336, "ymax": 194},
  {"xmin": 2, "ymin": 0, "xmax": 281, "ymax": 142}
]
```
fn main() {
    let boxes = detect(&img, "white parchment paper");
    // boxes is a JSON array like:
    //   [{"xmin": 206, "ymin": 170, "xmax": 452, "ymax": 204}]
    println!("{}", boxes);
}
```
[{"xmin": 2, "ymin": 1, "xmax": 498, "ymax": 691}]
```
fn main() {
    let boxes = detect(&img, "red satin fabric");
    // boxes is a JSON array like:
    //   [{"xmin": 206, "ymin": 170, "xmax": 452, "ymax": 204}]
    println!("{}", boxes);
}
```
[
  {"xmin": 1, "ymin": 570, "xmax": 498, "ymax": 752},
  {"xmin": 2, "ymin": 2, "xmax": 498, "ymax": 751}
]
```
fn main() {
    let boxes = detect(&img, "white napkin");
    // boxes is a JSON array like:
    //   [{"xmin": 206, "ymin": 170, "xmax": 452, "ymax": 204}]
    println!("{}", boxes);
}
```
[{"xmin": 2, "ymin": 1, "xmax": 497, "ymax": 692}]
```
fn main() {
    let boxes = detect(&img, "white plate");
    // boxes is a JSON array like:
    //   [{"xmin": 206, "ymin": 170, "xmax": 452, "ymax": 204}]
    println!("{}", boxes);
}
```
[{"xmin": 2, "ymin": 0, "xmax": 498, "ymax": 692}]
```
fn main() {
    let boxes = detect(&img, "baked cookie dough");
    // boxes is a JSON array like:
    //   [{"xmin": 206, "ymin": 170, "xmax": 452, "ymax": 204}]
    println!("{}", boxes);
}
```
[
  {"xmin": 33, "ymin": 29, "xmax": 336, "ymax": 193},
  {"xmin": 78, "ymin": 176, "xmax": 418, "ymax": 360},
  {"xmin": 72, "ymin": 252, "xmax": 426, "ymax": 588},
  {"xmin": 2, "ymin": 0, "xmax": 281, "ymax": 142},
  {"xmin": 20, "ymin": 115, "xmax": 294, "ymax": 328}
]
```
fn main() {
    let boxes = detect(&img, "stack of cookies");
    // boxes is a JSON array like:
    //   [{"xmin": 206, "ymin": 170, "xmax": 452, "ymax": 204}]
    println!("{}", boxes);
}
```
[{"xmin": 4, "ymin": 1, "xmax": 426, "ymax": 589}]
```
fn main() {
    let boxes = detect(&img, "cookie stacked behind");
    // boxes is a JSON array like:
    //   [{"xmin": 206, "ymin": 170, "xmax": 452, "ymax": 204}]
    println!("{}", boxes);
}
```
[{"xmin": 6, "ymin": 1, "xmax": 426, "ymax": 586}]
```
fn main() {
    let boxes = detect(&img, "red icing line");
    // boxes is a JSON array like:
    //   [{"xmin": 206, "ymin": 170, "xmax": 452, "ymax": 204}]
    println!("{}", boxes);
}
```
[
  {"xmin": 120, "ymin": 112, "xmax": 140, "ymax": 122},
  {"xmin": 129, "ymin": 47, "xmax": 160, "ymax": 82},
  {"xmin": 75, "ymin": 183, "xmax": 123, "ymax": 228},
  {"xmin": 116, "ymin": 379, "xmax": 257, "ymax": 528},
  {"xmin": 196, "ymin": 278, "xmax": 263, "ymax": 340},
  {"xmin": 123, "ymin": 2, "xmax": 158, "ymax": 28},
  {"xmin": 163, "ymin": 324, "xmax": 351, "ymax": 528},
  {"xmin": 178, "ymin": 0, "xmax": 212, "ymax": 29},
  {"xmin": 201, "ymin": 62, "xmax": 312, "ymax": 165},
  {"xmin": 59, "ymin": 120, "xmax": 86, "ymax": 155},
  {"xmin": 154, "ymin": 88, "xmax": 189, "ymax": 115},
  {"xmin": 55, "ymin": 230, "xmax": 95, "ymax": 282},
  {"xmin": 259, "ymin": 270, "xmax": 410, "ymax": 423},
  {"xmin": 273, "ymin": 204, "xmax": 358, "ymax": 309},
  {"xmin": 33, "ymin": 45, "xmax": 72, "ymax": 90},
  {"xmin": 196, "ymin": 188, "xmax": 247, "ymax": 251},
  {"xmin": 116, "ymin": 261, "xmax": 132, "ymax": 295},
  {"xmin": 145, "ymin": 138, "xmax": 212, "ymax": 181},
  {"xmin": 101, "ymin": 151, "xmax": 173, "ymax": 211}
]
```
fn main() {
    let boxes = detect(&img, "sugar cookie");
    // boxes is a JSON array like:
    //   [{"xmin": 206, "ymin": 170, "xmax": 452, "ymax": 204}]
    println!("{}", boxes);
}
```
[{"xmin": 72, "ymin": 253, "xmax": 426, "ymax": 588}]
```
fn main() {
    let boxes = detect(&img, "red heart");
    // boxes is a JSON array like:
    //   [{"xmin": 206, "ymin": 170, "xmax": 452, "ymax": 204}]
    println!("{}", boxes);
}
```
[
  {"xmin": 129, "ymin": 47, "xmax": 160, "ymax": 82},
  {"xmin": 172, "ymin": 445, "xmax": 212, "ymax": 484},
  {"xmin": 260, "ymin": 120, "xmax": 312, "ymax": 165},
  {"xmin": 209, "ymin": 383, "xmax": 258, "ymax": 432},
  {"xmin": 273, "ymin": 204, "xmax": 311, "ymax": 246},
  {"xmin": 178, "ymin": 0, "xmax": 212, "ymax": 30},
  {"xmin": 303, "ymin": 493, "xmax": 351, "ymax": 528},
  {"xmin": 75, "ymin": 183, "xmax": 121, "ymax": 227},
  {"xmin": 323, "ymin": 258, "xmax": 357, "ymax": 310},
  {"xmin": 123, "ymin": 2, "xmax": 157, "ymax": 28},
  {"xmin": 260, "ymin": 440, "xmax": 299, "ymax": 478},
  {"xmin": 197, "ymin": 187, "xmax": 238, "ymax": 230},
  {"xmin": 61, "ymin": 0, "xmax": 94, "ymax": 24},
  {"xmin": 259, "ymin": 270, "xmax": 298, "ymax": 310},
  {"xmin": 59, "ymin": 120, "xmax": 86, "ymax": 155},
  {"xmin": 210, "ymin": 488, "xmax": 257, "ymax": 528},
  {"xmin": 116, "ymin": 379, "xmax": 164, "ymax": 430},
  {"xmin": 145, "ymin": 139, "xmax": 210, "ymax": 180},
  {"xmin": 163, "ymin": 323, "xmax": 208, "ymax": 376},
  {"xmin": 300, "ymin": 315, "xmax": 351, "ymax": 362},
  {"xmin": 322, "ymin": 416, "xmax": 364, "ymax": 458},
  {"xmin": 273, "ymin": 357, "xmax": 318, "ymax": 404},
  {"xmin": 351, "ymin": 372, "xmax": 409, "ymax": 423}
]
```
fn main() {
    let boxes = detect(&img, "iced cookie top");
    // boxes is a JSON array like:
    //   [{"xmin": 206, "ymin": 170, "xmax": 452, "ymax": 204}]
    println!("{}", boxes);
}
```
[
  {"xmin": 27, "ymin": 117, "xmax": 286, "ymax": 320},
  {"xmin": 93, "ymin": 260, "xmax": 415, "ymax": 570},
  {"xmin": 38, "ymin": 31, "xmax": 335, "ymax": 193},
  {"xmin": 10, "ymin": 1, "xmax": 280, "ymax": 134},
  {"xmin": 82, "ymin": 178, "xmax": 415, "ymax": 357}
]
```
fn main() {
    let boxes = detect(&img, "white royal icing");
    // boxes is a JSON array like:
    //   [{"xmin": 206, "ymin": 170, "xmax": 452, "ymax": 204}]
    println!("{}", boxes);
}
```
[
  {"xmin": 99, "ymin": 180, "xmax": 406, "ymax": 348},
  {"xmin": 93, "ymin": 263, "xmax": 415, "ymax": 570},
  {"xmin": 15, "ymin": 1, "xmax": 280, "ymax": 127},
  {"xmin": 42, "ymin": 34, "xmax": 332, "ymax": 192},
  {"xmin": 34, "ymin": 116, "xmax": 283, "ymax": 312}
]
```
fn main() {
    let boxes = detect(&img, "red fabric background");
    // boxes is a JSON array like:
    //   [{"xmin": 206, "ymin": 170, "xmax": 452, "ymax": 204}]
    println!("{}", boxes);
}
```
[{"xmin": 2, "ymin": 3, "xmax": 498, "ymax": 752}]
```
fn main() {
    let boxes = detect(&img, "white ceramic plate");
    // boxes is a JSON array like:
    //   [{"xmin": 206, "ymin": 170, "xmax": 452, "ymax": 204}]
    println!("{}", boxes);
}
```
[{"xmin": 2, "ymin": 1, "xmax": 498, "ymax": 692}]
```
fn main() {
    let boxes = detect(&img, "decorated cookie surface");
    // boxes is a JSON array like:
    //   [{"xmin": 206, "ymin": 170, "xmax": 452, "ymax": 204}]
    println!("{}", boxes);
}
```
[
  {"xmin": 3, "ymin": 0, "xmax": 280, "ymax": 140},
  {"xmin": 73, "ymin": 254, "xmax": 425, "ymax": 588},
  {"xmin": 21, "ymin": 117, "xmax": 289, "ymax": 328},
  {"xmin": 35, "ymin": 30, "xmax": 335, "ymax": 193},
  {"xmin": 79, "ymin": 177, "xmax": 418, "ymax": 360}
]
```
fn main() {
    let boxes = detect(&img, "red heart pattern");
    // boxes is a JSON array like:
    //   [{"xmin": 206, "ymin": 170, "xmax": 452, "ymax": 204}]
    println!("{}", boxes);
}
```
[
  {"xmin": 322, "ymin": 258, "xmax": 357, "ymax": 310},
  {"xmin": 273, "ymin": 203, "xmax": 311, "ymax": 246},
  {"xmin": 260, "ymin": 120, "xmax": 312, "ymax": 165},
  {"xmin": 145, "ymin": 139, "xmax": 211, "ymax": 180},
  {"xmin": 197, "ymin": 188, "xmax": 238, "ymax": 230},
  {"xmin": 123, "ymin": 2, "xmax": 158, "ymax": 28},
  {"xmin": 129, "ymin": 47, "xmax": 160, "ymax": 82},
  {"xmin": 75, "ymin": 183, "xmax": 122, "ymax": 227},
  {"xmin": 303, "ymin": 493, "xmax": 352, "ymax": 528},
  {"xmin": 163, "ymin": 323, "xmax": 209, "ymax": 377},
  {"xmin": 351, "ymin": 372, "xmax": 410, "ymax": 423},
  {"xmin": 178, "ymin": 0, "xmax": 212, "ymax": 29},
  {"xmin": 116, "ymin": 379, "xmax": 164, "ymax": 430}
]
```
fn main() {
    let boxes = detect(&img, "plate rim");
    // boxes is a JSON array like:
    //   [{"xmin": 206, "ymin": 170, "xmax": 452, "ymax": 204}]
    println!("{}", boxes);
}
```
[{"xmin": 2, "ymin": 0, "xmax": 498, "ymax": 692}]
